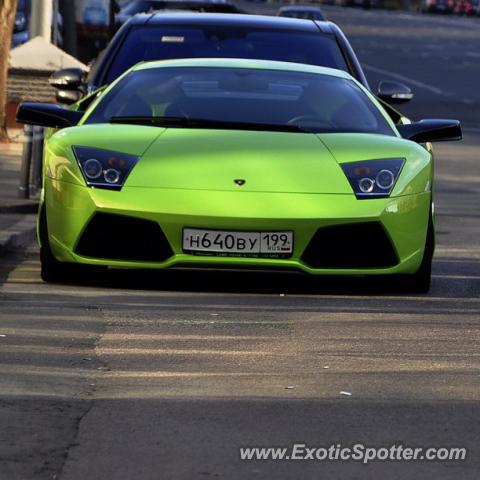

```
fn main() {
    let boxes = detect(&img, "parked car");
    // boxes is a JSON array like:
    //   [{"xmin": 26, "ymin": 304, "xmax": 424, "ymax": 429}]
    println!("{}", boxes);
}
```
[
  {"xmin": 50, "ymin": 13, "xmax": 413, "ymax": 124},
  {"xmin": 473, "ymin": 0, "xmax": 480, "ymax": 14},
  {"xmin": 11, "ymin": 0, "xmax": 63, "ymax": 48},
  {"xmin": 17, "ymin": 58, "xmax": 461, "ymax": 290},
  {"xmin": 115, "ymin": 0, "xmax": 243, "ymax": 26},
  {"xmin": 277, "ymin": 6, "xmax": 326, "ymax": 21},
  {"xmin": 12, "ymin": 0, "xmax": 30, "ymax": 48},
  {"xmin": 453, "ymin": 0, "xmax": 476, "ymax": 14},
  {"xmin": 421, "ymin": 0, "xmax": 455, "ymax": 12},
  {"xmin": 336, "ymin": 0, "xmax": 378, "ymax": 9}
]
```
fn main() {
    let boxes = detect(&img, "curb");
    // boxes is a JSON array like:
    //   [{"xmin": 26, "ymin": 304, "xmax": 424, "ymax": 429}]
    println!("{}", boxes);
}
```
[
  {"xmin": 0, "ymin": 214, "xmax": 37, "ymax": 255},
  {"xmin": 0, "ymin": 201, "xmax": 39, "ymax": 214}
]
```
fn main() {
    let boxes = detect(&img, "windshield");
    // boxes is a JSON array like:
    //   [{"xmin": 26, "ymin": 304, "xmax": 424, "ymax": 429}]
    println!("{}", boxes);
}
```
[
  {"xmin": 104, "ymin": 26, "xmax": 349, "ymax": 84},
  {"xmin": 86, "ymin": 66, "xmax": 394, "ymax": 136}
]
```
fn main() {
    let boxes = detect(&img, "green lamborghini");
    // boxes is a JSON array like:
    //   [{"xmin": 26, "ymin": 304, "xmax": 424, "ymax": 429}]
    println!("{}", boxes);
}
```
[{"xmin": 17, "ymin": 59, "xmax": 461, "ymax": 291}]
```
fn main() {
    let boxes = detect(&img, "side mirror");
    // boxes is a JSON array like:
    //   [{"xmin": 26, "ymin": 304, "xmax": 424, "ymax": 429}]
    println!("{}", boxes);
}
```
[
  {"xmin": 56, "ymin": 89, "xmax": 83, "ymax": 105},
  {"xmin": 16, "ymin": 103, "xmax": 84, "ymax": 129},
  {"xmin": 49, "ymin": 68, "xmax": 86, "ymax": 91},
  {"xmin": 377, "ymin": 81, "xmax": 413, "ymax": 104},
  {"xmin": 397, "ymin": 119, "xmax": 462, "ymax": 143}
]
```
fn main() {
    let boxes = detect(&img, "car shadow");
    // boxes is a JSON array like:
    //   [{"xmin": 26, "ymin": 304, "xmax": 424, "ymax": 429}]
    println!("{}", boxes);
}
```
[{"xmin": 71, "ymin": 266, "xmax": 420, "ymax": 296}]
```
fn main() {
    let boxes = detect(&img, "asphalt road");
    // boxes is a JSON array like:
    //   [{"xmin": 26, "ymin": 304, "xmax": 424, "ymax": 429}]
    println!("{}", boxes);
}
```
[{"xmin": 1, "ymin": 5, "xmax": 479, "ymax": 480}]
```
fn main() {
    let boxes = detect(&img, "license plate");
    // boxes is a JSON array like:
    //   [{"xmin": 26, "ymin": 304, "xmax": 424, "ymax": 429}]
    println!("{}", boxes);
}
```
[{"xmin": 182, "ymin": 228, "xmax": 293, "ymax": 257}]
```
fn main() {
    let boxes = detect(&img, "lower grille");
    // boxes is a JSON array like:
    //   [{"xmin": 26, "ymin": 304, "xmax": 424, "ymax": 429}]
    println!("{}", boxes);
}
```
[
  {"xmin": 301, "ymin": 222, "xmax": 398, "ymax": 269},
  {"xmin": 75, "ymin": 213, "xmax": 173, "ymax": 262}
]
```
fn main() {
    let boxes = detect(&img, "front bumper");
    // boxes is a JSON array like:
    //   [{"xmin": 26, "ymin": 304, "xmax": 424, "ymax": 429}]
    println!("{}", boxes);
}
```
[{"xmin": 44, "ymin": 178, "xmax": 431, "ymax": 275}]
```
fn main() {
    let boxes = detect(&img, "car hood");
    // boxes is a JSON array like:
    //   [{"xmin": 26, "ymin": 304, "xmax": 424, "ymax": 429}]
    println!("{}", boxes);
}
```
[
  {"xmin": 56, "ymin": 125, "xmax": 426, "ymax": 195},
  {"xmin": 127, "ymin": 128, "xmax": 353, "ymax": 193},
  {"xmin": 125, "ymin": 128, "xmax": 422, "ymax": 194}
]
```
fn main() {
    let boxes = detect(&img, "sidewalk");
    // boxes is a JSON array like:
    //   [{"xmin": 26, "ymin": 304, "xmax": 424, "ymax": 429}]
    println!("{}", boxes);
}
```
[{"xmin": 0, "ymin": 133, "xmax": 38, "ymax": 254}]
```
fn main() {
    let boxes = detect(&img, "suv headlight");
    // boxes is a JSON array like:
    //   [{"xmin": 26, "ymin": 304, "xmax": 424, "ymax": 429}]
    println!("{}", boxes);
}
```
[
  {"xmin": 341, "ymin": 158, "xmax": 405, "ymax": 199},
  {"xmin": 73, "ymin": 146, "xmax": 139, "ymax": 190}
]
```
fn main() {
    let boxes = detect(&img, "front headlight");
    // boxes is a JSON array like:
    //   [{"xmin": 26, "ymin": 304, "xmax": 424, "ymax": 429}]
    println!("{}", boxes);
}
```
[
  {"xmin": 73, "ymin": 147, "xmax": 139, "ymax": 190},
  {"xmin": 341, "ymin": 158, "xmax": 405, "ymax": 199}
]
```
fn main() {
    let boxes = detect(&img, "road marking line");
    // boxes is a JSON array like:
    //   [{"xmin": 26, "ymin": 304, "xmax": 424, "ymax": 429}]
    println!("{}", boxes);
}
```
[
  {"xmin": 99, "ymin": 348, "xmax": 277, "ymax": 356},
  {"xmin": 363, "ymin": 64, "xmax": 447, "ymax": 96}
]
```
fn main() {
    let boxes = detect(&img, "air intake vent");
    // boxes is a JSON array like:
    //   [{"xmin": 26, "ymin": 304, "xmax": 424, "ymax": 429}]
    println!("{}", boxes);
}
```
[
  {"xmin": 301, "ymin": 222, "xmax": 398, "ymax": 269},
  {"xmin": 75, "ymin": 213, "xmax": 173, "ymax": 262}
]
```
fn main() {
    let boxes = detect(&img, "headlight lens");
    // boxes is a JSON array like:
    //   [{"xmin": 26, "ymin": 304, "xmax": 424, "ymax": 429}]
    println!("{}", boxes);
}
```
[
  {"xmin": 376, "ymin": 169, "xmax": 395, "ymax": 190},
  {"xmin": 73, "ymin": 147, "xmax": 139, "ymax": 190},
  {"xmin": 83, "ymin": 158, "xmax": 103, "ymax": 179},
  {"xmin": 341, "ymin": 158, "xmax": 405, "ymax": 199}
]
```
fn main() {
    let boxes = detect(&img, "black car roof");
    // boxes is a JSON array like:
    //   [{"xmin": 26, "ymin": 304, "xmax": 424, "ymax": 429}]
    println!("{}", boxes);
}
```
[{"xmin": 129, "ymin": 12, "xmax": 334, "ymax": 33}]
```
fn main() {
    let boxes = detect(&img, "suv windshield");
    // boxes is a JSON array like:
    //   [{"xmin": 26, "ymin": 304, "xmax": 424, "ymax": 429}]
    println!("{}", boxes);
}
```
[
  {"xmin": 86, "ymin": 66, "xmax": 394, "ymax": 136},
  {"xmin": 104, "ymin": 26, "xmax": 349, "ymax": 84}
]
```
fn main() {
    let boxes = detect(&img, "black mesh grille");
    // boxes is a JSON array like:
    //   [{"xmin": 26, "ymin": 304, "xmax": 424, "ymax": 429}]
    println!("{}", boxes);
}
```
[
  {"xmin": 301, "ymin": 222, "xmax": 398, "ymax": 269},
  {"xmin": 75, "ymin": 213, "xmax": 173, "ymax": 262}
]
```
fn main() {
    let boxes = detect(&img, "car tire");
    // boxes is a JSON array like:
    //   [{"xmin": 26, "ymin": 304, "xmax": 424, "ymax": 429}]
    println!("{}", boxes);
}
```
[
  {"xmin": 39, "ymin": 207, "xmax": 87, "ymax": 283},
  {"xmin": 395, "ymin": 212, "xmax": 434, "ymax": 294}
]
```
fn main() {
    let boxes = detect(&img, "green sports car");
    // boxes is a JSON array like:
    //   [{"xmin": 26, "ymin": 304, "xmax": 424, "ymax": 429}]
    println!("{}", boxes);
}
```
[{"xmin": 17, "ymin": 58, "xmax": 461, "ymax": 291}]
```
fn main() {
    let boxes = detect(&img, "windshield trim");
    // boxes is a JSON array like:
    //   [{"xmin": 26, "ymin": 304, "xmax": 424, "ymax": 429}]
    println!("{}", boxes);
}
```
[{"xmin": 109, "ymin": 116, "xmax": 313, "ymax": 133}]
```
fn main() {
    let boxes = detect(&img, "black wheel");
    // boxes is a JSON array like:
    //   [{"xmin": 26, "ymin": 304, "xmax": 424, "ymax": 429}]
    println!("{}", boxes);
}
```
[
  {"xmin": 39, "ymin": 208, "xmax": 87, "ymax": 283},
  {"xmin": 395, "ymin": 212, "xmax": 434, "ymax": 294}
]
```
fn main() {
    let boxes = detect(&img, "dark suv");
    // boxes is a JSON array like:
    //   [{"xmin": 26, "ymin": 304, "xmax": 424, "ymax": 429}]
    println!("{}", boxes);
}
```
[{"xmin": 50, "ymin": 13, "xmax": 412, "ymax": 117}]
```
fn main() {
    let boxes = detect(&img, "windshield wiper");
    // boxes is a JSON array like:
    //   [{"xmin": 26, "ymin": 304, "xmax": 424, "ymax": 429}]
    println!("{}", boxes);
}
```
[
  {"xmin": 110, "ymin": 116, "xmax": 188, "ymax": 127},
  {"xmin": 109, "ymin": 116, "xmax": 311, "ymax": 133}
]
